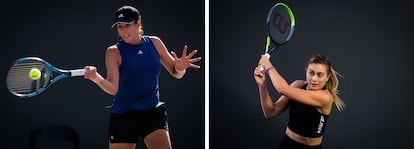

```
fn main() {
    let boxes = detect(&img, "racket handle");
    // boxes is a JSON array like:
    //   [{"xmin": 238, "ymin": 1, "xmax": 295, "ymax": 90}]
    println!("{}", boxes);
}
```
[
  {"xmin": 259, "ymin": 66, "xmax": 264, "ymax": 71},
  {"xmin": 259, "ymin": 53, "xmax": 271, "ymax": 71},
  {"xmin": 264, "ymin": 53, "xmax": 271, "ymax": 59},
  {"xmin": 70, "ymin": 69, "xmax": 86, "ymax": 77}
]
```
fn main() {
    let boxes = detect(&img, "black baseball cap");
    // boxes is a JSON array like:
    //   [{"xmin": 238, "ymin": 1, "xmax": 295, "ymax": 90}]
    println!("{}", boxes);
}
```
[{"xmin": 111, "ymin": 6, "xmax": 141, "ymax": 28}]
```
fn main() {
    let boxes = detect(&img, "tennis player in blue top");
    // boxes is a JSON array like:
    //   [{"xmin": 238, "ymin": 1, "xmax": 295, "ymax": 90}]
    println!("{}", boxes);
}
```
[{"xmin": 83, "ymin": 5, "xmax": 201, "ymax": 149}]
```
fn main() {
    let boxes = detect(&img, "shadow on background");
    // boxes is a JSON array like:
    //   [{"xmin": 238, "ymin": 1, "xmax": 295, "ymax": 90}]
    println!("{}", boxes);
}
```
[{"xmin": 31, "ymin": 124, "xmax": 79, "ymax": 149}]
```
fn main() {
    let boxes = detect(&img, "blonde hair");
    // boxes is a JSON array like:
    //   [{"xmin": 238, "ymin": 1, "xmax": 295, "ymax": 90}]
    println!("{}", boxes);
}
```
[{"xmin": 308, "ymin": 55, "xmax": 346, "ymax": 111}]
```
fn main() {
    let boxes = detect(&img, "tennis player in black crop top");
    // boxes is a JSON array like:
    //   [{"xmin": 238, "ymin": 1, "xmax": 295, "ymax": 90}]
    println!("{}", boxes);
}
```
[{"xmin": 254, "ymin": 54, "xmax": 345, "ymax": 149}]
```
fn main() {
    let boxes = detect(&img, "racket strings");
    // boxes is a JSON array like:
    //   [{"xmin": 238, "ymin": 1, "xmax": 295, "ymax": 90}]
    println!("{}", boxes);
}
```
[
  {"xmin": 267, "ymin": 4, "xmax": 294, "ymax": 45},
  {"xmin": 6, "ymin": 61, "xmax": 51, "ymax": 96}
]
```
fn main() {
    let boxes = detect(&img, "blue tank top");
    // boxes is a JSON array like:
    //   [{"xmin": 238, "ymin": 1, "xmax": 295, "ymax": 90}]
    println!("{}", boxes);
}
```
[
  {"xmin": 112, "ymin": 36, "xmax": 161, "ymax": 113},
  {"xmin": 287, "ymin": 85, "xmax": 330, "ymax": 137}
]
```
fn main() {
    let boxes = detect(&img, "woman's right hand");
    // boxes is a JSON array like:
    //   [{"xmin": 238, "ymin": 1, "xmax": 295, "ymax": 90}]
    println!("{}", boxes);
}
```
[{"xmin": 83, "ymin": 66, "xmax": 104, "ymax": 83}]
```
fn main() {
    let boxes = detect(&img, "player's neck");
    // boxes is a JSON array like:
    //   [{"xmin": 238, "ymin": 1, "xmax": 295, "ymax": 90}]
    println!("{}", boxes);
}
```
[{"xmin": 126, "ymin": 35, "xmax": 142, "ymax": 45}]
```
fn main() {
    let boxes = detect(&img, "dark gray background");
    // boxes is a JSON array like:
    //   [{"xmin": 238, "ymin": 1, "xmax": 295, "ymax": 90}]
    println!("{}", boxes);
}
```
[
  {"xmin": 211, "ymin": 0, "xmax": 414, "ymax": 149},
  {"xmin": 0, "ymin": 0, "xmax": 204, "ymax": 149}
]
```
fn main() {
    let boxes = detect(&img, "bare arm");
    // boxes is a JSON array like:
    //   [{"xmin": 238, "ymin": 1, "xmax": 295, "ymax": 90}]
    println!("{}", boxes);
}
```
[
  {"xmin": 255, "ymin": 67, "xmax": 305, "ymax": 119},
  {"xmin": 258, "ymin": 83, "xmax": 290, "ymax": 119},
  {"xmin": 84, "ymin": 46, "xmax": 120, "ymax": 95},
  {"xmin": 150, "ymin": 36, "xmax": 202, "ymax": 79}
]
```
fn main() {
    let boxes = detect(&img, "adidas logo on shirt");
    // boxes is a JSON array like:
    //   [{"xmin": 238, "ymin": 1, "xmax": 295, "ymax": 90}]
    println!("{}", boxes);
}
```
[{"xmin": 138, "ymin": 50, "xmax": 144, "ymax": 55}]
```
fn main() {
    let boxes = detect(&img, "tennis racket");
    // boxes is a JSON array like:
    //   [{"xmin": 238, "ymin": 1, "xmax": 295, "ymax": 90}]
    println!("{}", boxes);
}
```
[
  {"xmin": 6, "ymin": 57, "xmax": 86, "ymax": 98},
  {"xmin": 263, "ymin": 2, "xmax": 295, "ymax": 59}
]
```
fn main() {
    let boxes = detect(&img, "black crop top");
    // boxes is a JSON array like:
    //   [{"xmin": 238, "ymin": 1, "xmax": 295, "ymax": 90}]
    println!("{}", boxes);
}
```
[{"xmin": 287, "ymin": 85, "xmax": 329, "ymax": 138}]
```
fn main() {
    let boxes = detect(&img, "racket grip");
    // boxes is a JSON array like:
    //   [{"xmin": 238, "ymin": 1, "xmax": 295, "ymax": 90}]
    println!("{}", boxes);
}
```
[
  {"xmin": 264, "ymin": 53, "xmax": 271, "ymax": 59},
  {"xmin": 259, "ymin": 53, "xmax": 271, "ymax": 71},
  {"xmin": 259, "ymin": 66, "xmax": 264, "ymax": 71},
  {"xmin": 70, "ymin": 69, "xmax": 86, "ymax": 77}
]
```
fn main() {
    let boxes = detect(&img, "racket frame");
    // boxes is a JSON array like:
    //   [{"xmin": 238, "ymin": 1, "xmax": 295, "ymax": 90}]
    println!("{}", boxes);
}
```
[
  {"xmin": 6, "ymin": 57, "xmax": 85, "ymax": 98},
  {"xmin": 264, "ymin": 3, "xmax": 296, "ymax": 56}
]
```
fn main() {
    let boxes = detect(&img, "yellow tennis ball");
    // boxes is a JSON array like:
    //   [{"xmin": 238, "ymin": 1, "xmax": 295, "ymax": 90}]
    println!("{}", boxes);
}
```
[{"xmin": 29, "ymin": 68, "xmax": 41, "ymax": 80}]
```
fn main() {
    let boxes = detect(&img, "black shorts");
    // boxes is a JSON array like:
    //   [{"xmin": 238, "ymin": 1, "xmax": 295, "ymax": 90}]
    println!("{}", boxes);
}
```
[
  {"xmin": 279, "ymin": 135, "xmax": 322, "ymax": 149},
  {"xmin": 108, "ymin": 104, "xmax": 168, "ymax": 143}
]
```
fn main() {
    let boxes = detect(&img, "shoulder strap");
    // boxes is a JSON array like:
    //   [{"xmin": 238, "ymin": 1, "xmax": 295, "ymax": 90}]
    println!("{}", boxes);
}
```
[{"xmin": 141, "ymin": 35, "xmax": 157, "ymax": 53}]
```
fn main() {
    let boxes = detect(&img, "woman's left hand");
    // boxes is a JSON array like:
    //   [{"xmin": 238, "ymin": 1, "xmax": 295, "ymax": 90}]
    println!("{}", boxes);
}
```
[
  {"xmin": 254, "ymin": 66, "xmax": 266, "ymax": 86},
  {"xmin": 170, "ymin": 45, "xmax": 202, "ymax": 71}
]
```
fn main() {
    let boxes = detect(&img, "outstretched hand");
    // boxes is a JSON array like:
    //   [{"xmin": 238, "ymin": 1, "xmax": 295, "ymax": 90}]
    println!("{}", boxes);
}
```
[{"xmin": 170, "ymin": 45, "xmax": 202, "ymax": 71}]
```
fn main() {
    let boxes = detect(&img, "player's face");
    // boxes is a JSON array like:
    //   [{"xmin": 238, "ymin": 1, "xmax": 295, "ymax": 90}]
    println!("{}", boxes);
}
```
[
  {"xmin": 306, "ymin": 63, "xmax": 330, "ymax": 90},
  {"xmin": 116, "ymin": 22, "xmax": 140, "ymax": 44}
]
